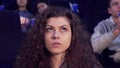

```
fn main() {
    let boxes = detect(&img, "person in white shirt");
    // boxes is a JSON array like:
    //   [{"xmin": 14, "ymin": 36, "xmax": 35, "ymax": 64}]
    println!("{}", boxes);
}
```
[{"xmin": 91, "ymin": 0, "xmax": 120, "ymax": 68}]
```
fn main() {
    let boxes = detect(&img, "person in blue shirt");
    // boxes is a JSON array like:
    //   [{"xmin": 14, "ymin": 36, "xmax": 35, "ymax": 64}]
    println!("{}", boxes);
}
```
[{"xmin": 15, "ymin": 0, "xmax": 33, "ymax": 33}]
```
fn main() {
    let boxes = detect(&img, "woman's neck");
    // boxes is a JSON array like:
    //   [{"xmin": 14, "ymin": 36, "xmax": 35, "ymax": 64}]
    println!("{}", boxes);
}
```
[
  {"xmin": 52, "ymin": 53, "xmax": 65, "ymax": 68},
  {"xmin": 18, "ymin": 6, "xmax": 27, "ymax": 11}
]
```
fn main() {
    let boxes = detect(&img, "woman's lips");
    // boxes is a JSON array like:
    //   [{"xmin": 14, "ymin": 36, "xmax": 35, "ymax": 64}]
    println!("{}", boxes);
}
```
[{"xmin": 52, "ymin": 42, "xmax": 62, "ymax": 47}]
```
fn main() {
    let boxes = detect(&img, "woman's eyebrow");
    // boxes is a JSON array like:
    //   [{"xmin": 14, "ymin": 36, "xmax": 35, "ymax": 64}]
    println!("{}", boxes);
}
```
[
  {"xmin": 46, "ymin": 25, "xmax": 53, "ymax": 27},
  {"xmin": 62, "ymin": 24, "xmax": 70, "ymax": 27},
  {"xmin": 46, "ymin": 25, "xmax": 70, "ymax": 29}
]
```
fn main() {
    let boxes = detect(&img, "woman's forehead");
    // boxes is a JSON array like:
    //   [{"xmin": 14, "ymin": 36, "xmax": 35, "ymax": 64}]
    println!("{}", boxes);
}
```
[{"xmin": 46, "ymin": 17, "xmax": 70, "ymax": 26}]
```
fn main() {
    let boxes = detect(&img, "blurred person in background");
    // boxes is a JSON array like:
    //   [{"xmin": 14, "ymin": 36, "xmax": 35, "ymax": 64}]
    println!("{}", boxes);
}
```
[
  {"xmin": 37, "ymin": 1, "xmax": 48, "ymax": 14},
  {"xmin": 91, "ymin": 0, "xmax": 120, "ymax": 68},
  {"xmin": 34, "ymin": 0, "xmax": 48, "ymax": 17},
  {"xmin": 15, "ymin": 0, "xmax": 33, "ymax": 33}
]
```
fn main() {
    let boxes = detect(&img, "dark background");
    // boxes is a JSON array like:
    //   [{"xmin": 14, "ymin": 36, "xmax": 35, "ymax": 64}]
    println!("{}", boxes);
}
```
[{"xmin": 0, "ymin": 0, "xmax": 110, "ymax": 34}]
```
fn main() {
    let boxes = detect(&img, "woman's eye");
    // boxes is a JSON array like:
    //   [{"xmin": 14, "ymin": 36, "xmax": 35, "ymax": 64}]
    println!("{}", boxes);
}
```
[
  {"xmin": 46, "ymin": 28, "xmax": 53, "ymax": 32},
  {"xmin": 61, "ymin": 27, "xmax": 67, "ymax": 32}
]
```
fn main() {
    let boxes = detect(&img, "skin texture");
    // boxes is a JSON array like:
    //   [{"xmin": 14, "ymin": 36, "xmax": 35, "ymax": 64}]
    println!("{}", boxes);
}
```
[
  {"xmin": 44, "ymin": 17, "xmax": 72, "ymax": 68},
  {"xmin": 44, "ymin": 17, "xmax": 71, "ymax": 55}
]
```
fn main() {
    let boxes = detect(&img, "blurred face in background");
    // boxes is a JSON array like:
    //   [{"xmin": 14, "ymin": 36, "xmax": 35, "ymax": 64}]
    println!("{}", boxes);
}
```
[
  {"xmin": 17, "ymin": 0, "xmax": 27, "ymax": 7},
  {"xmin": 108, "ymin": 0, "xmax": 120, "ymax": 18},
  {"xmin": 37, "ymin": 2, "xmax": 48, "ymax": 13},
  {"xmin": 44, "ymin": 17, "xmax": 72, "ymax": 55}
]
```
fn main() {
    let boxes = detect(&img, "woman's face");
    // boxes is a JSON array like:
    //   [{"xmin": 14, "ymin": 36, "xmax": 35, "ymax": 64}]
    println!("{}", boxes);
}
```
[
  {"xmin": 17, "ymin": 0, "xmax": 27, "ymax": 7},
  {"xmin": 44, "ymin": 17, "xmax": 72, "ymax": 55}
]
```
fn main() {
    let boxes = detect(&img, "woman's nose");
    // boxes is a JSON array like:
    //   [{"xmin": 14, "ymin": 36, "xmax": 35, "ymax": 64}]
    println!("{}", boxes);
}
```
[{"xmin": 51, "ymin": 30, "xmax": 60, "ymax": 39}]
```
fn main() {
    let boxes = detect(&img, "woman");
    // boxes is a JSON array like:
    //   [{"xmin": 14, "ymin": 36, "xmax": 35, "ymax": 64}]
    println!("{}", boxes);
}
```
[
  {"xmin": 15, "ymin": 0, "xmax": 33, "ymax": 33},
  {"xmin": 14, "ymin": 7, "xmax": 102, "ymax": 68}
]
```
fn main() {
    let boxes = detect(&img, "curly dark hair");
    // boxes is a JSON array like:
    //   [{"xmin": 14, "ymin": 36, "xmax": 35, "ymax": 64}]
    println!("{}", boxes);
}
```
[{"xmin": 14, "ymin": 7, "xmax": 102, "ymax": 68}]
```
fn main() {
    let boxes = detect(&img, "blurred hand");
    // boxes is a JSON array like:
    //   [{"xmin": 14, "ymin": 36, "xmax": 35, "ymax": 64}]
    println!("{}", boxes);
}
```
[
  {"xmin": 113, "ymin": 17, "xmax": 120, "ymax": 36},
  {"xmin": 20, "ymin": 16, "xmax": 30, "ymax": 25},
  {"xmin": 109, "ymin": 52, "xmax": 120, "ymax": 62},
  {"xmin": 20, "ymin": 16, "xmax": 30, "ymax": 32},
  {"xmin": 116, "ymin": 48, "xmax": 120, "ymax": 52}
]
